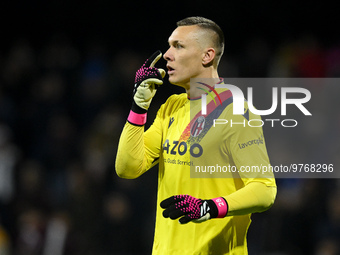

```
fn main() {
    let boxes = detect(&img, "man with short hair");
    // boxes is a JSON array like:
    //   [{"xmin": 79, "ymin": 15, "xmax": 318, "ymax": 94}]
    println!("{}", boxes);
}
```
[{"xmin": 116, "ymin": 16, "xmax": 276, "ymax": 254}]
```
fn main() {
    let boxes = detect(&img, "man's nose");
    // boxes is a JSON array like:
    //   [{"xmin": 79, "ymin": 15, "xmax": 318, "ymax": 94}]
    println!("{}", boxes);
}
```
[{"xmin": 163, "ymin": 48, "xmax": 172, "ymax": 61}]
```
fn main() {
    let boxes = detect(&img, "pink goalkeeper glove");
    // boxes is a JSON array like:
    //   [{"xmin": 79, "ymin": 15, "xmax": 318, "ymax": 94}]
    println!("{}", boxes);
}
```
[
  {"xmin": 160, "ymin": 195, "xmax": 228, "ymax": 224},
  {"xmin": 127, "ymin": 50, "xmax": 165, "ymax": 126}
]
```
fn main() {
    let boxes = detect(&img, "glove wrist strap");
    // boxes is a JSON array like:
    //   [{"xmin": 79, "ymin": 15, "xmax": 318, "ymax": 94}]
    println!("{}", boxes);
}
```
[
  {"xmin": 211, "ymin": 197, "xmax": 228, "ymax": 218},
  {"xmin": 127, "ymin": 110, "xmax": 147, "ymax": 126}
]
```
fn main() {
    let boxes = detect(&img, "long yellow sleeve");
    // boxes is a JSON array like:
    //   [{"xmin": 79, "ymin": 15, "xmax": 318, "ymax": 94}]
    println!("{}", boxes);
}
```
[
  {"xmin": 115, "ymin": 122, "xmax": 147, "ymax": 179},
  {"xmin": 224, "ymin": 182, "xmax": 277, "ymax": 216},
  {"xmin": 115, "ymin": 110, "xmax": 163, "ymax": 179}
]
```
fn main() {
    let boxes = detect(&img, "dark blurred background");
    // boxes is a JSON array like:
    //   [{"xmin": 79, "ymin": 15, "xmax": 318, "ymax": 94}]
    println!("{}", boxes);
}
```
[{"xmin": 0, "ymin": 0, "xmax": 339, "ymax": 254}]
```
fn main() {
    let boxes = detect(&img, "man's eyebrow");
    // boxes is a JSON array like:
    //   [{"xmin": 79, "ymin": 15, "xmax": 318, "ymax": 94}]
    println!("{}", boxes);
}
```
[{"xmin": 168, "ymin": 40, "xmax": 183, "ymax": 45}]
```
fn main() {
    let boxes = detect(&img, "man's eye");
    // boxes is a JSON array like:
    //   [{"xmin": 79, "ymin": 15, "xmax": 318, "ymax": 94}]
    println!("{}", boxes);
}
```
[{"xmin": 175, "ymin": 44, "xmax": 183, "ymax": 49}]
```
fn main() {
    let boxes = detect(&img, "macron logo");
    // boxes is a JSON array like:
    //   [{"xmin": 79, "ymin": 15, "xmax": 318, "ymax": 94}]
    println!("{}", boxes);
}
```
[{"xmin": 168, "ymin": 117, "xmax": 175, "ymax": 128}]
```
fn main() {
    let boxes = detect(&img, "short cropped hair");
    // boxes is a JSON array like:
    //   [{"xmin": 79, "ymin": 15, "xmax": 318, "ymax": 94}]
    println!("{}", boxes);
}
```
[{"xmin": 177, "ymin": 16, "xmax": 225, "ymax": 65}]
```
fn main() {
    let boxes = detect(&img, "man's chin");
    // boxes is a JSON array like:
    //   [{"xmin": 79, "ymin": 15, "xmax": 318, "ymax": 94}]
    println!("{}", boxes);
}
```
[{"xmin": 168, "ymin": 77, "xmax": 189, "ymax": 89}]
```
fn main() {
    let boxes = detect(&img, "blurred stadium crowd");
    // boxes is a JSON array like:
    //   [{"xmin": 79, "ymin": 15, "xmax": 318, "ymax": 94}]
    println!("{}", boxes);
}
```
[{"xmin": 1, "ymin": 2, "xmax": 340, "ymax": 254}]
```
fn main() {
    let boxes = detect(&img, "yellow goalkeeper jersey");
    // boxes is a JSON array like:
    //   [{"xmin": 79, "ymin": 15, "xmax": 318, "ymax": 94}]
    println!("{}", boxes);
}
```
[{"xmin": 116, "ymin": 88, "xmax": 276, "ymax": 255}]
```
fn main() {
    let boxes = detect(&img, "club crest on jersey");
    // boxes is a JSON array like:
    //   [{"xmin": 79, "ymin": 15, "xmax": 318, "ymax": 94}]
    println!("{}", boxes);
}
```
[{"xmin": 191, "ymin": 116, "xmax": 205, "ymax": 137}]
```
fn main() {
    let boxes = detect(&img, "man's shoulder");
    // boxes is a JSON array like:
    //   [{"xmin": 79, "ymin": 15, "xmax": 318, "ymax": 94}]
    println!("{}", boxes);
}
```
[
  {"xmin": 161, "ymin": 93, "xmax": 187, "ymax": 110},
  {"xmin": 165, "ymin": 93, "xmax": 187, "ymax": 104},
  {"xmin": 155, "ymin": 93, "xmax": 188, "ymax": 120}
]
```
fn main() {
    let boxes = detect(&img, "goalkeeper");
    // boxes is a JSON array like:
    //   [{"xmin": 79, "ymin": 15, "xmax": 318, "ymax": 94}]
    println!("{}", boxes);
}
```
[{"xmin": 116, "ymin": 16, "xmax": 276, "ymax": 255}]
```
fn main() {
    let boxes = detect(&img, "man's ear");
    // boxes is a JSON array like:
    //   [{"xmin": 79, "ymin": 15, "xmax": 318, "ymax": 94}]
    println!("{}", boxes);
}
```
[{"xmin": 202, "ymin": 48, "xmax": 216, "ymax": 67}]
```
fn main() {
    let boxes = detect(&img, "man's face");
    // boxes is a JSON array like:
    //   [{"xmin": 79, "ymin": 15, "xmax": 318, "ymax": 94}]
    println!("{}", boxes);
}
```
[{"xmin": 163, "ymin": 25, "xmax": 206, "ymax": 89}]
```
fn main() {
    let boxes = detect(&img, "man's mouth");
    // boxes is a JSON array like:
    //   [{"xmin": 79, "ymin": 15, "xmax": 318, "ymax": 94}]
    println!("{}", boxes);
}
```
[{"xmin": 167, "ymin": 65, "xmax": 175, "ymax": 75}]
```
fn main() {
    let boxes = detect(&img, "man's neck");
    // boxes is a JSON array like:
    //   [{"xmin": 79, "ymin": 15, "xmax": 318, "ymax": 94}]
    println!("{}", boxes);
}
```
[{"xmin": 186, "ymin": 71, "xmax": 220, "ymax": 99}]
